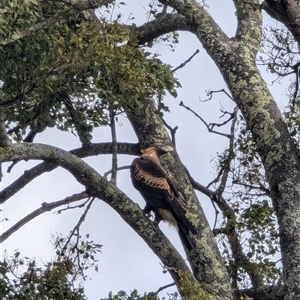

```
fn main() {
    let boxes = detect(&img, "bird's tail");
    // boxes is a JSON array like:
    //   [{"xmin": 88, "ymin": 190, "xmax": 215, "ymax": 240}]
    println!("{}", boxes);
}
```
[{"xmin": 177, "ymin": 222, "xmax": 193, "ymax": 251}]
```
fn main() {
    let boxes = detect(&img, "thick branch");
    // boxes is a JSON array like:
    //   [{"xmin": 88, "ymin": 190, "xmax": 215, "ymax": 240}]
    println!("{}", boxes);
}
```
[
  {"xmin": 234, "ymin": 0, "xmax": 262, "ymax": 53},
  {"xmin": 136, "ymin": 13, "xmax": 191, "ymax": 45},
  {"xmin": 0, "ymin": 142, "xmax": 139, "ymax": 204},
  {"xmin": 158, "ymin": 0, "xmax": 230, "ymax": 52},
  {"xmin": 237, "ymin": 285, "xmax": 284, "ymax": 300}
]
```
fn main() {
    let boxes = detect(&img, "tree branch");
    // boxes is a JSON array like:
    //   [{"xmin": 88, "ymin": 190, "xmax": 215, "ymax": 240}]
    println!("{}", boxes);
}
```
[
  {"xmin": 179, "ymin": 101, "xmax": 231, "ymax": 138},
  {"xmin": 0, "ymin": 143, "xmax": 139, "ymax": 205},
  {"xmin": 186, "ymin": 167, "xmax": 264, "ymax": 288},
  {"xmin": 0, "ymin": 191, "xmax": 89, "ymax": 242},
  {"xmin": 136, "ymin": 13, "xmax": 191, "ymax": 45},
  {"xmin": 172, "ymin": 49, "xmax": 200, "ymax": 73},
  {"xmin": 109, "ymin": 106, "xmax": 118, "ymax": 183}
]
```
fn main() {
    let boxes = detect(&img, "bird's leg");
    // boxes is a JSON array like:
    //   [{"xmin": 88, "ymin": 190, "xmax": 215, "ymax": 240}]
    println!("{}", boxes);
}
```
[
  {"xmin": 143, "ymin": 204, "xmax": 162, "ymax": 226},
  {"xmin": 153, "ymin": 212, "xmax": 162, "ymax": 226},
  {"xmin": 143, "ymin": 203, "xmax": 152, "ymax": 216}
]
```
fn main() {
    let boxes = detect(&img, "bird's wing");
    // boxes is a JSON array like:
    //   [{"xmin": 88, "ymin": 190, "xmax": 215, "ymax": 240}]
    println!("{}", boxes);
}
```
[
  {"xmin": 131, "ymin": 158, "xmax": 196, "ymax": 233},
  {"xmin": 131, "ymin": 157, "xmax": 174, "ymax": 197}
]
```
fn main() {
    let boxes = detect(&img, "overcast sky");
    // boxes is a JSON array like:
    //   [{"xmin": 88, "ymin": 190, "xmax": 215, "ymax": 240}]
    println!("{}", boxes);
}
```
[{"xmin": 1, "ymin": 0, "xmax": 291, "ymax": 299}]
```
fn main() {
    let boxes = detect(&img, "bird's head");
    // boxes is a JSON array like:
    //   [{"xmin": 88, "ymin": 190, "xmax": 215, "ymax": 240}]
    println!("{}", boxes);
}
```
[{"xmin": 141, "ymin": 144, "xmax": 173, "ymax": 159}]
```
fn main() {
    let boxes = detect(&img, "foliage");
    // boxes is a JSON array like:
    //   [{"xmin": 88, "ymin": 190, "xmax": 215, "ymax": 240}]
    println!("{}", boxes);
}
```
[
  {"xmin": 0, "ymin": 0, "xmax": 179, "ymax": 141},
  {"xmin": 101, "ymin": 290, "xmax": 159, "ymax": 300},
  {"xmin": 0, "ymin": 233, "xmax": 101, "ymax": 300}
]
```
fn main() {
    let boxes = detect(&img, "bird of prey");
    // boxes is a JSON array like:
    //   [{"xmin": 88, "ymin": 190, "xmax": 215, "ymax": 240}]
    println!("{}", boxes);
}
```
[{"xmin": 130, "ymin": 144, "xmax": 196, "ymax": 250}]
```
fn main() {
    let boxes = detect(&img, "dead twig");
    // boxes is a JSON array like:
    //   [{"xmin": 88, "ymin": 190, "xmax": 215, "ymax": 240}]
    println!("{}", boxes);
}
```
[
  {"xmin": 179, "ymin": 101, "xmax": 231, "ymax": 138},
  {"xmin": 103, "ymin": 165, "xmax": 130, "ymax": 179},
  {"xmin": 172, "ymin": 49, "xmax": 200, "ymax": 73}
]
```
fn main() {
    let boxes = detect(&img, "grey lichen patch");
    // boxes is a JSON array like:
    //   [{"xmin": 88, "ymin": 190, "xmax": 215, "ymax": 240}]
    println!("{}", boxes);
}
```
[
  {"xmin": 193, "ymin": 233, "xmax": 233, "ymax": 298},
  {"xmin": 264, "ymin": 144, "xmax": 284, "ymax": 170}
]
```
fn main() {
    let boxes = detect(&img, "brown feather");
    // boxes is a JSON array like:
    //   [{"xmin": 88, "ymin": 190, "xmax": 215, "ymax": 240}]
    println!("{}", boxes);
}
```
[{"xmin": 130, "ymin": 144, "xmax": 196, "ymax": 250}]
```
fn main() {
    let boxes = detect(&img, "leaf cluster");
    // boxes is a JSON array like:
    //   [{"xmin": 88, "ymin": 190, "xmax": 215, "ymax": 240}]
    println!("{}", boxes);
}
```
[
  {"xmin": 0, "ymin": 0, "xmax": 179, "ymax": 140},
  {"xmin": 0, "ymin": 232, "xmax": 101, "ymax": 299}
]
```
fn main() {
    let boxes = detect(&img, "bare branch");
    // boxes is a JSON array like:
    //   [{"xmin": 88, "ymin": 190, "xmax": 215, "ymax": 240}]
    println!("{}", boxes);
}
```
[
  {"xmin": 57, "ymin": 199, "xmax": 90, "ymax": 214},
  {"xmin": 0, "ymin": 192, "xmax": 90, "ymax": 242},
  {"xmin": 204, "ymin": 89, "xmax": 234, "ymax": 102},
  {"xmin": 155, "ymin": 282, "xmax": 176, "ymax": 294},
  {"xmin": 61, "ymin": 198, "xmax": 95, "ymax": 255},
  {"xmin": 103, "ymin": 165, "xmax": 130, "ymax": 179},
  {"xmin": 216, "ymin": 106, "xmax": 239, "ymax": 196},
  {"xmin": 109, "ymin": 106, "xmax": 118, "ymax": 183},
  {"xmin": 179, "ymin": 100, "xmax": 231, "ymax": 138},
  {"xmin": 186, "ymin": 167, "xmax": 264, "ymax": 287},
  {"xmin": 172, "ymin": 49, "xmax": 200, "ymax": 73},
  {"xmin": 161, "ymin": 117, "xmax": 179, "ymax": 148}
]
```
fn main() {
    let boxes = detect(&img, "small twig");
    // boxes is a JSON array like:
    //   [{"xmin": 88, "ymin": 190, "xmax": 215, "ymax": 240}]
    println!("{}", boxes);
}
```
[
  {"xmin": 161, "ymin": 117, "xmax": 178, "ymax": 148},
  {"xmin": 61, "ymin": 197, "xmax": 95, "ymax": 277},
  {"xmin": 206, "ymin": 168, "xmax": 224, "ymax": 189},
  {"xmin": 155, "ymin": 282, "xmax": 176, "ymax": 294},
  {"xmin": 61, "ymin": 197, "xmax": 95, "ymax": 255},
  {"xmin": 103, "ymin": 165, "xmax": 130, "ymax": 179},
  {"xmin": 202, "ymin": 88, "xmax": 234, "ymax": 102},
  {"xmin": 7, "ymin": 160, "xmax": 19, "ymax": 173},
  {"xmin": 172, "ymin": 49, "xmax": 200, "ymax": 73},
  {"xmin": 179, "ymin": 101, "xmax": 230, "ymax": 138},
  {"xmin": 56, "ymin": 199, "xmax": 90, "ymax": 214},
  {"xmin": 109, "ymin": 105, "xmax": 118, "ymax": 184},
  {"xmin": 232, "ymin": 179, "xmax": 270, "ymax": 196},
  {"xmin": 209, "ymin": 109, "xmax": 236, "ymax": 130},
  {"xmin": 216, "ymin": 106, "xmax": 239, "ymax": 196}
]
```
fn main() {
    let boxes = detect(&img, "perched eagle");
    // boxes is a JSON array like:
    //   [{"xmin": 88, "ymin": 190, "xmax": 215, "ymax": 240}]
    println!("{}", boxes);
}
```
[{"xmin": 130, "ymin": 144, "xmax": 196, "ymax": 250}]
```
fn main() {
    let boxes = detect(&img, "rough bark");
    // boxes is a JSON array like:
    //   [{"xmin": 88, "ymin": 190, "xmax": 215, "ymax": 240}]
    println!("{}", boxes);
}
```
[
  {"xmin": 153, "ymin": 0, "xmax": 300, "ymax": 298},
  {"xmin": 125, "ymin": 99, "xmax": 234, "ymax": 299},
  {"xmin": 0, "ymin": 142, "xmax": 139, "ymax": 204}
]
